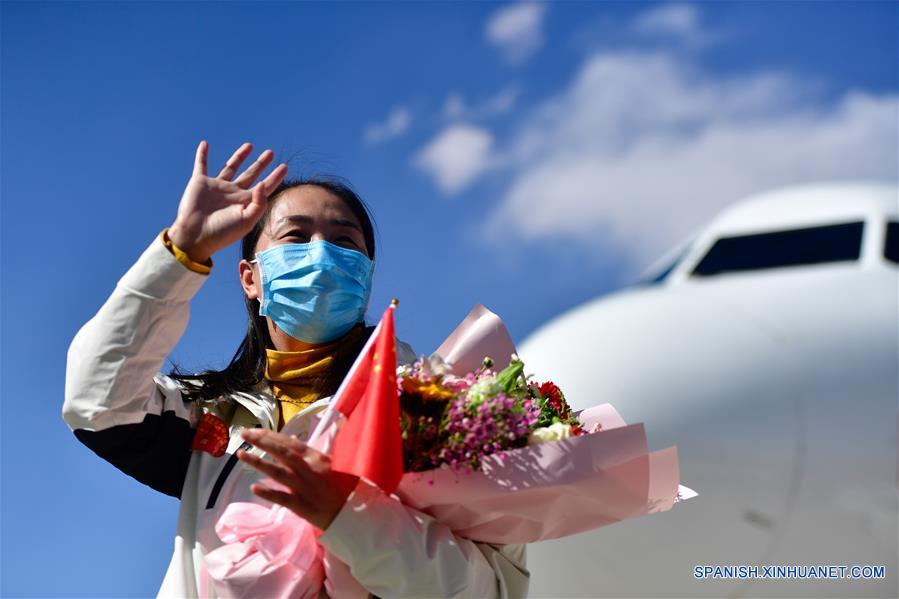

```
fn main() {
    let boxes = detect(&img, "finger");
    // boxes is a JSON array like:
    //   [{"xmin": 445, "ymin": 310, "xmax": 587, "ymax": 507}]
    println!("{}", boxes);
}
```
[
  {"xmin": 268, "ymin": 446, "xmax": 317, "ymax": 483},
  {"xmin": 242, "ymin": 180, "xmax": 267, "ymax": 224},
  {"xmin": 232, "ymin": 149, "xmax": 274, "ymax": 189},
  {"xmin": 254, "ymin": 437, "xmax": 313, "ymax": 477},
  {"xmin": 306, "ymin": 447, "xmax": 336, "ymax": 474},
  {"xmin": 193, "ymin": 140, "xmax": 208, "ymax": 177},
  {"xmin": 237, "ymin": 449, "xmax": 302, "ymax": 492},
  {"xmin": 260, "ymin": 163, "xmax": 289, "ymax": 193},
  {"xmin": 217, "ymin": 142, "xmax": 253, "ymax": 181},
  {"xmin": 305, "ymin": 448, "xmax": 331, "ymax": 469},
  {"xmin": 250, "ymin": 483, "xmax": 304, "ymax": 512},
  {"xmin": 242, "ymin": 428, "xmax": 308, "ymax": 455},
  {"xmin": 241, "ymin": 430, "xmax": 313, "ymax": 476}
]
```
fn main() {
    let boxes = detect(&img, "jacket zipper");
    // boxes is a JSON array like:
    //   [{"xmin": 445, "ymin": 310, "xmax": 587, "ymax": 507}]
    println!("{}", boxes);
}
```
[{"xmin": 205, "ymin": 425, "xmax": 261, "ymax": 510}]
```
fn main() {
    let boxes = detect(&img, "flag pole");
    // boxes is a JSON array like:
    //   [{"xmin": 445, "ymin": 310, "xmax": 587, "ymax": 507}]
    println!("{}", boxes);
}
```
[{"xmin": 308, "ymin": 300, "xmax": 399, "ymax": 448}]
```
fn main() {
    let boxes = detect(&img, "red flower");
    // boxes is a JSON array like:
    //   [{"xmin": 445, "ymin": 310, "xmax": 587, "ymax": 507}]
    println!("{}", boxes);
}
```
[
  {"xmin": 537, "ymin": 381, "xmax": 572, "ymax": 420},
  {"xmin": 537, "ymin": 381, "xmax": 562, "ymax": 402}
]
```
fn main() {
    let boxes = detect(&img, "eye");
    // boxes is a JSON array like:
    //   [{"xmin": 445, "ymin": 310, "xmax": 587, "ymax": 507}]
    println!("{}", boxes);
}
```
[
  {"xmin": 283, "ymin": 229, "xmax": 310, "ymax": 242},
  {"xmin": 334, "ymin": 235, "xmax": 362, "ymax": 250}
]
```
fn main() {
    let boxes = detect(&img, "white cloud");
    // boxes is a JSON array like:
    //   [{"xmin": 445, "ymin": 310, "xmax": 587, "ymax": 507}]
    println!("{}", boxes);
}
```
[
  {"xmin": 364, "ymin": 106, "xmax": 412, "ymax": 144},
  {"xmin": 485, "ymin": 2, "xmax": 547, "ymax": 63},
  {"xmin": 634, "ymin": 3, "xmax": 699, "ymax": 37},
  {"xmin": 481, "ymin": 86, "xmax": 520, "ymax": 115},
  {"xmin": 441, "ymin": 86, "xmax": 520, "ymax": 121},
  {"xmin": 474, "ymin": 51, "xmax": 898, "ymax": 270},
  {"xmin": 414, "ymin": 124, "xmax": 494, "ymax": 194},
  {"xmin": 632, "ymin": 3, "xmax": 718, "ymax": 48}
]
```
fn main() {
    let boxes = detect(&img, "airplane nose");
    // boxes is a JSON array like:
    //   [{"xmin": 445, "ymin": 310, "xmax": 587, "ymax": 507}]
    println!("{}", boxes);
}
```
[
  {"xmin": 518, "ymin": 289, "xmax": 808, "ymax": 597},
  {"xmin": 517, "ymin": 273, "xmax": 899, "ymax": 598}
]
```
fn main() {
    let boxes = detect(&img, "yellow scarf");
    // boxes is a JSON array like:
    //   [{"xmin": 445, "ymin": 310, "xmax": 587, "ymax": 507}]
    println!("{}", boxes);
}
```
[{"xmin": 263, "ymin": 323, "xmax": 369, "ymax": 430}]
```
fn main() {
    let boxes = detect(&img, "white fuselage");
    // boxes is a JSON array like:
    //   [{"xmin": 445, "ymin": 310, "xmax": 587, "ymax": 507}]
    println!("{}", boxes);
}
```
[{"xmin": 518, "ymin": 183, "xmax": 898, "ymax": 598}]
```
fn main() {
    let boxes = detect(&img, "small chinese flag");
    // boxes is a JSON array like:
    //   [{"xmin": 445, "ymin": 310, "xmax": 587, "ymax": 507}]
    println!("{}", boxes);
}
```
[
  {"xmin": 192, "ymin": 412, "xmax": 229, "ymax": 457},
  {"xmin": 330, "ymin": 304, "xmax": 403, "ymax": 494}
]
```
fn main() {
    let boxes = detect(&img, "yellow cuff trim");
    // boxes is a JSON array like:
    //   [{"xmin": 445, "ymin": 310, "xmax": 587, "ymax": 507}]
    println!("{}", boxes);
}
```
[{"xmin": 160, "ymin": 228, "xmax": 213, "ymax": 275}]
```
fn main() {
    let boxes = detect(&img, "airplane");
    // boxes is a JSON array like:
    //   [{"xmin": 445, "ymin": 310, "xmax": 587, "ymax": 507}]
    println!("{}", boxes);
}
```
[{"xmin": 517, "ymin": 182, "xmax": 898, "ymax": 598}]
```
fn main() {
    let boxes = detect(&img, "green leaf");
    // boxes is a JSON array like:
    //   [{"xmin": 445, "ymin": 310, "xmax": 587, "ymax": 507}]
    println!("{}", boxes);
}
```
[{"xmin": 495, "ymin": 357, "xmax": 525, "ymax": 394}]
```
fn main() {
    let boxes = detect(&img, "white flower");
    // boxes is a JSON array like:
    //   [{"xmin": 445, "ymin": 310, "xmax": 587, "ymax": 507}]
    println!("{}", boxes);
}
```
[
  {"xmin": 527, "ymin": 422, "xmax": 573, "ymax": 445},
  {"xmin": 422, "ymin": 353, "xmax": 453, "ymax": 377},
  {"xmin": 466, "ymin": 377, "xmax": 501, "ymax": 403}
]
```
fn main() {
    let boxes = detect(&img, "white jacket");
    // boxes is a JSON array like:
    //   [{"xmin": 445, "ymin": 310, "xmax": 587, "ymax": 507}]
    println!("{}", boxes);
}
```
[{"xmin": 63, "ymin": 235, "xmax": 530, "ymax": 598}]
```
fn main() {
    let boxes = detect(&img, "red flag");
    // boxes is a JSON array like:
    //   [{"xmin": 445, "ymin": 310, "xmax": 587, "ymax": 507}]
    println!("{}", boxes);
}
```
[{"xmin": 329, "ymin": 305, "xmax": 403, "ymax": 494}]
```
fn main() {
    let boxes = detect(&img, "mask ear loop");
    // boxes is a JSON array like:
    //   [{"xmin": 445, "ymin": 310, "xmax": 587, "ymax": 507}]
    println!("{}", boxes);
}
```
[
  {"xmin": 248, "ymin": 257, "xmax": 265, "ymax": 313},
  {"xmin": 360, "ymin": 259, "xmax": 375, "ymax": 317}
]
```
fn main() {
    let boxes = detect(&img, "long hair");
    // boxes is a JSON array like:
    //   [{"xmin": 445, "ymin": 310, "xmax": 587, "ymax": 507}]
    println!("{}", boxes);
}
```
[{"xmin": 169, "ymin": 176, "xmax": 378, "ymax": 402}]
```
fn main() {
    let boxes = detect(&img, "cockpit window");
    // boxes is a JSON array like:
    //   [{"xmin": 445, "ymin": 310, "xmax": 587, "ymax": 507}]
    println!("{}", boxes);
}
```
[
  {"xmin": 885, "ymin": 222, "xmax": 899, "ymax": 264},
  {"xmin": 691, "ymin": 221, "xmax": 864, "ymax": 277}
]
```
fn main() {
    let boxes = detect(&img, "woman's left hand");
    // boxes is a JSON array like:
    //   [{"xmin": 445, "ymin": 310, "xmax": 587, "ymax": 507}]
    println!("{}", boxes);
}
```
[{"xmin": 236, "ymin": 429, "xmax": 359, "ymax": 531}]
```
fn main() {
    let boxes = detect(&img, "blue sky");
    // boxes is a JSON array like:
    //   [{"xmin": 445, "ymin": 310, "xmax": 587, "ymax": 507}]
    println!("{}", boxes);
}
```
[{"xmin": 2, "ymin": 1, "xmax": 896, "ymax": 596}]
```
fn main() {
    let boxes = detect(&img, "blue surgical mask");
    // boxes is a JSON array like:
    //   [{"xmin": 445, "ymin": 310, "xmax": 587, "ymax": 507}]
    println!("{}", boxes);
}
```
[{"xmin": 251, "ymin": 240, "xmax": 374, "ymax": 343}]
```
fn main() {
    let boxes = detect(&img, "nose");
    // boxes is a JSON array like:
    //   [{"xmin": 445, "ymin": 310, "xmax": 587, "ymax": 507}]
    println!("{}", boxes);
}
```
[{"xmin": 309, "ymin": 232, "xmax": 327, "ymax": 243}]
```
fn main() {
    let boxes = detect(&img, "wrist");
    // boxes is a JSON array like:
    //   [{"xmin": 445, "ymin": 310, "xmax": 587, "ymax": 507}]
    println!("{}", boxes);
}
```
[
  {"xmin": 320, "ymin": 473, "xmax": 360, "ymax": 531},
  {"xmin": 167, "ymin": 223, "xmax": 212, "ymax": 264}
]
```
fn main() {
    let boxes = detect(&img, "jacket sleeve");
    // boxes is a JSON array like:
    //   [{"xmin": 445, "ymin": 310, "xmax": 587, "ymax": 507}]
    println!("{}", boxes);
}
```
[
  {"xmin": 318, "ymin": 478, "xmax": 530, "ymax": 598},
  {"xmin": 160, "ymin": 226, "xmax": 214, "ymax": 274},
  {"xmin": 63, "ymin": 235, "xmax": 209, "ymax": 497}
]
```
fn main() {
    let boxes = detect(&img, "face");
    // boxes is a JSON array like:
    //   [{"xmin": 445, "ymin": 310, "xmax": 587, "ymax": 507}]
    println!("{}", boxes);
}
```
[{"xmin": 238, "ymin": 184, "xmax": 370, "ymax": 349}]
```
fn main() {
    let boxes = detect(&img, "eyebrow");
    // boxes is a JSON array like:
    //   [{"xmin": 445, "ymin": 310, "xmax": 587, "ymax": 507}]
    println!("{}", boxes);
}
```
[{"xmin": 275, "ymin": 214, "xmax": 363, "ymax": 234}]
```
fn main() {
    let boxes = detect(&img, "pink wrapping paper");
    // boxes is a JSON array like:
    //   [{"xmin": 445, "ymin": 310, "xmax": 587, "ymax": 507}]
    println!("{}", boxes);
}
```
[
  {"xmin": 204, "ymin": 502, "xmax": 324, "ymax": 599},
  {"xmin": 434, "ymin": 303, "xmax": 517, "ymax": 374},
  {"xmin": 396, "ymin": 305, "xmax": 686, "ymax": 543},
  {"xmin": 204, "ymin": 485, "xmax": 370, "ymax": 599},
  {"xmin": 395, "ymin": 403, "xmax": 681, "ymax": 544}
]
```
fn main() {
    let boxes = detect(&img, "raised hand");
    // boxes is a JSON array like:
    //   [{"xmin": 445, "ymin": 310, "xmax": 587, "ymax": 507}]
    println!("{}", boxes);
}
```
[{"xmin": 168, "ymin": 141, "xmax": 289, "ymax": 263}]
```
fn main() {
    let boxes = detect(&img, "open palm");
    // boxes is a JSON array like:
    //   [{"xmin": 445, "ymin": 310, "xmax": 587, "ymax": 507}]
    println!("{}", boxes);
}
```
[{"xmin": 169, "ymin": 141, "xmax": 288, "ymax": 262}]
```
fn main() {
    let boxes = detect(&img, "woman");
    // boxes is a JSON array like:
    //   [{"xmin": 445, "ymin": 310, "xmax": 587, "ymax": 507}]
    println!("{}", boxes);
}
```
[{"xmin": 63, "ymin": 140, "xmax": 529, "ymax": 598}]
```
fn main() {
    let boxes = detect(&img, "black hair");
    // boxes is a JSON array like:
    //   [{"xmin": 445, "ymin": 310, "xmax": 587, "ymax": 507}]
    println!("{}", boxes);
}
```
[{"xmin": 169, "ymin": 176, "xmax": 377, "ymax": 402}]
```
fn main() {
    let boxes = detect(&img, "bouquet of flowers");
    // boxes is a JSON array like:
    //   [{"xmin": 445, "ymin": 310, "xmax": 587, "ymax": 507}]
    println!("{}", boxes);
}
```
[
  {"xmin": 398, "ymin": 353, "xmax": 586, "ymax": 473},
  {"xmin": 391, "ymin": 304, "xmax": 694, "ymax": 545}
]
